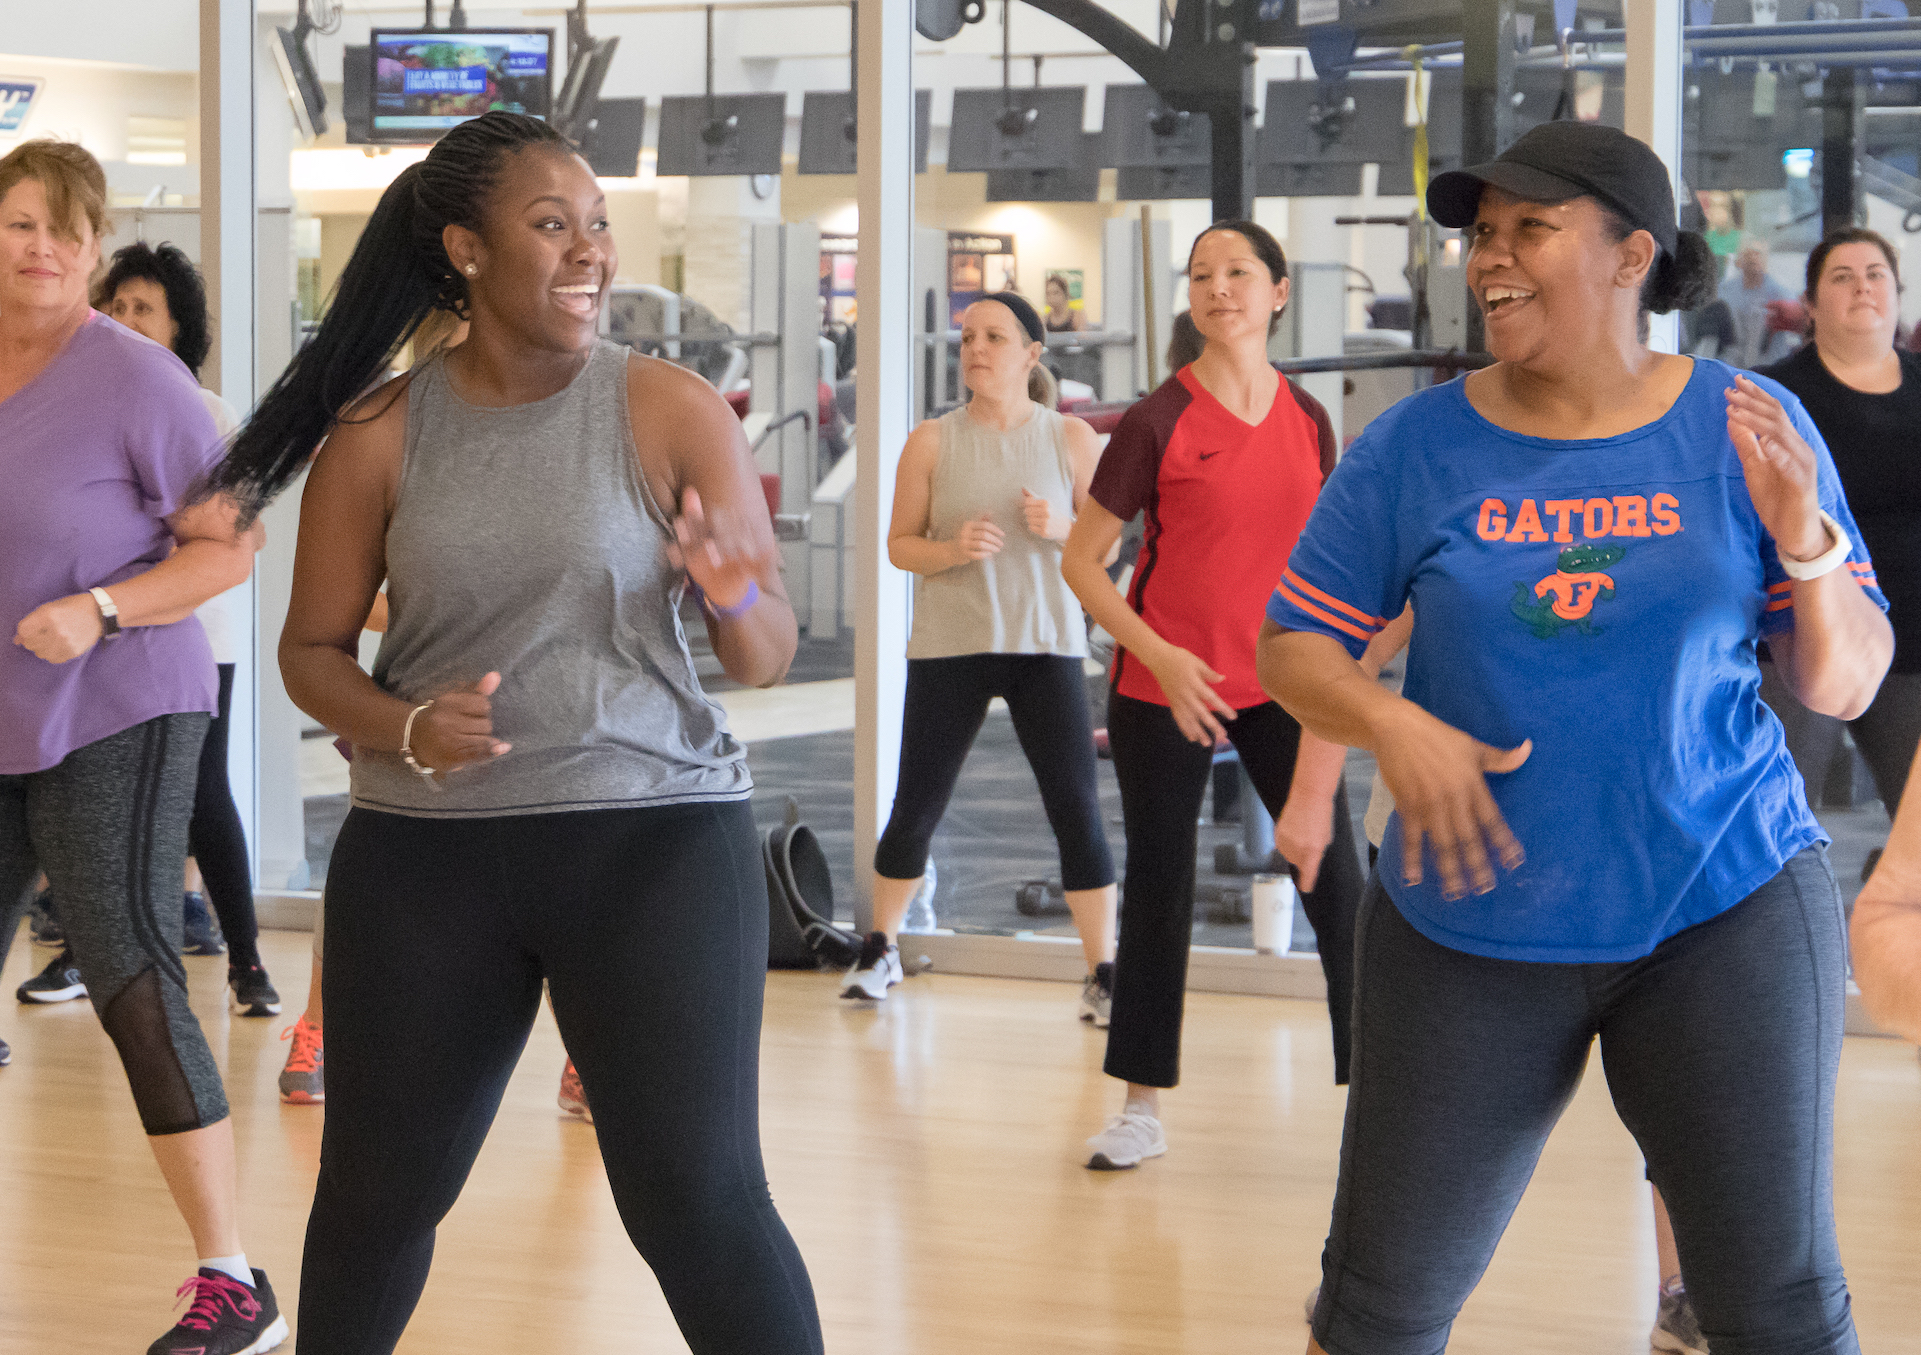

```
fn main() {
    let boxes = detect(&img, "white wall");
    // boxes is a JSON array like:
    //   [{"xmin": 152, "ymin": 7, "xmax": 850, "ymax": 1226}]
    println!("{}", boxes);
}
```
[{"xmin": 0, "ymin": 56, "xmax": 198, "ymax": 202}]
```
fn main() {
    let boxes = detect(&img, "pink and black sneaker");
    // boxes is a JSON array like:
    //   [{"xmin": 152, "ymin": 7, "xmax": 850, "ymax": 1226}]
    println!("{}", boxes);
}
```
[{"xmin": 146, "ymin": 1268, "xmax": 288, "ymax": 1355}]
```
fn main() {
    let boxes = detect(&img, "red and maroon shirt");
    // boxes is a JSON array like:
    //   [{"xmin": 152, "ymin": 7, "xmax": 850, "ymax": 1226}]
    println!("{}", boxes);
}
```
[{"xmin": 1089, "ymin": 364, "xmax": 1336, "ymax": 709}]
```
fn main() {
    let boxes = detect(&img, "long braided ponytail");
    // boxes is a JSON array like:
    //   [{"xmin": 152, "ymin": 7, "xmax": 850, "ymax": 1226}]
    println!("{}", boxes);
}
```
[{"xmin": 213, "ymin": 111, "xmax": 567, "ymax": 521}]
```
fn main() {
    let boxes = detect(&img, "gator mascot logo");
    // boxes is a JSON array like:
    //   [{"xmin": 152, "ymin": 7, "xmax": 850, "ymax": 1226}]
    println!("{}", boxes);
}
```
[{"xmin": 1510, "ymin": 544, "xmax": 1626, "ymax": 638}]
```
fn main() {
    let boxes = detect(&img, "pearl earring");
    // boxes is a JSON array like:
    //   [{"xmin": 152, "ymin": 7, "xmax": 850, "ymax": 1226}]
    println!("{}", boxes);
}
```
[{"xmin": 464, "ymin": 264, "xmax": 477, "ymax": 277}]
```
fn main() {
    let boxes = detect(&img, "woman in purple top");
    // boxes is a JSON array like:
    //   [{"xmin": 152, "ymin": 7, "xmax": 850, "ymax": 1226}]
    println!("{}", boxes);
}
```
[{"xmin": 0, "ymin": 140, "xmax": 288, "ymax": 1355}]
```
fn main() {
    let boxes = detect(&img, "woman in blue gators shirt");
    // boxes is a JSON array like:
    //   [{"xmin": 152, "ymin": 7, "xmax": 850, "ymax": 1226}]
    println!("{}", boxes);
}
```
[{"xmin": 1260, "ymin": 122, "xmax": 1889, "ymax": 1355}]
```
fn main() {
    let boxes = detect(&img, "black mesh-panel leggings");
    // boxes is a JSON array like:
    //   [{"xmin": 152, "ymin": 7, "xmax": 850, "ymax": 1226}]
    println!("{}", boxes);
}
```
[
  {"xmin": 299, "ymin": 799, "xmax": 823, "ymax": 1355},
  {"xmin": 189, "ymin": 663, "xmax": 261, "ymax": 967},
  {"xmin": 0, "ymin": 713, "xmax": 227, "ymax": 1134}
]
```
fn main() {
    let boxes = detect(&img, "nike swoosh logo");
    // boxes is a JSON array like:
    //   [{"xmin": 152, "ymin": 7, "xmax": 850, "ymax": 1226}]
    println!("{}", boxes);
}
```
[{"xmin": 1198, "ymin": 451, "xmax": 1222, "ymax": 460}]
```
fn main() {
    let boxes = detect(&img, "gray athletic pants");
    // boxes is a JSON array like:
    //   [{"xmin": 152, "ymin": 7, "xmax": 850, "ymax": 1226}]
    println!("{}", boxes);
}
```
[
  {"xmin": 1314, "ymin": 847, "xmax": 1857, "ymax": 1355},
  {"xmin": 0, "ymin": 714, "xmax": 228, "ymax": 1134}
]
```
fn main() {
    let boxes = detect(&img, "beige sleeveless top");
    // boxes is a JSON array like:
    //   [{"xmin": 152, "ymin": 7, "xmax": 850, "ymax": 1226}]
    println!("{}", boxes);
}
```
[{"xmin": 905, "ymin": 403, "xmax": 1088, "ymax": 660}]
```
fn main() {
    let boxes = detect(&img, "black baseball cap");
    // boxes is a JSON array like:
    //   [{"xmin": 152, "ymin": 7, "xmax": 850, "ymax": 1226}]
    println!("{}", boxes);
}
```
[{"xmin": 1427, "ymin": 121, "xmax": 1678, "ymax": 258}]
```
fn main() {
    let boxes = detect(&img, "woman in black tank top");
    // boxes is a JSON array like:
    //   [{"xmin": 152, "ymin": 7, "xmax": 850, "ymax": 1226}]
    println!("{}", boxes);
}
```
[{"xmin": 215, "ymin": 113, "xmax": 822, "ymax": 1355}]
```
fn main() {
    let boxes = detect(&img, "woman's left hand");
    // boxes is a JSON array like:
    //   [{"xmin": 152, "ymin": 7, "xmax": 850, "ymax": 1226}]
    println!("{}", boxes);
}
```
[
  {"xmin": 1274, "ymin": 791, "xmax": 1335, "ymax": 894},
  {"xmin": 1020, "ymin": 488, "xmax": 1068, "ymax": 542},
  {"xmin": 1727, "ymin": 374, "xmax": 1828, "ymax": 560},
  {"xmin": 668, "ymin": 486, "xmax": 773, "ymax": 612},
  {"xmin": 13, "ymin": 594, "xmax": 105, "ymax": 664}
]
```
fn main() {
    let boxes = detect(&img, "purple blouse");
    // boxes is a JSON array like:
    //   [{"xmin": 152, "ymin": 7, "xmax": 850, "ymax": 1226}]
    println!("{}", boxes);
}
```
[{"xmin": 1, "ymin": 312, "xmax": 222, "ymax": 774}]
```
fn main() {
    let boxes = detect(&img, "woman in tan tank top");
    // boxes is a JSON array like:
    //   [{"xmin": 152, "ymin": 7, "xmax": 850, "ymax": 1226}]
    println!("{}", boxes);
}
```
[{"xmin": 840, "ymin": 292, "xmax": 1120, "ymax": 1024}]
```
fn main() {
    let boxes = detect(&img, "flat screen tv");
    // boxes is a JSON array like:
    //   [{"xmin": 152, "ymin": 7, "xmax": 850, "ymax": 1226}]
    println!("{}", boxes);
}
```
[
  {"xmin": 579, "ymin": 97, "xmax": 647, "ymax": 178},
  {"xmin": 1116, "ymin": 163, "xmax": 1213, "ymax": 200},
  {"xmin": 271, "ymin": 24, "xmax": 328, "ymax": 142},
  {"xmin": 369, "ymin": 28, "xmax": 555, "ymax": 143},
  {"xmin": 986, "ymin": 132, "xmax": 1103, "ymax": 202},
  {"xmin": 343, "ymin": 44, "xmax": 372, "ymax": 144},
  {"xmin": 1103, "ymin": 86, "xmax": 1209, "ymax": 168},
  {"xmin": 656, "ymin": 94, "xmax": 787, "ymax": 176},
  {"xmin": 798, "ymin": 90, "xmax": 933, "ymax": 174},
  {"xmin": 947, "ymin": 87, "xmax": 1088, "ymax": 173},
  {"xmin": 1261, "ymin": 80, "xmax": 1409, "ymax": 167}
]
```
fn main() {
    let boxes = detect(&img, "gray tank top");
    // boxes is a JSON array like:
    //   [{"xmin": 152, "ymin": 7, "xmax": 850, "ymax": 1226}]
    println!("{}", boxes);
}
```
[
  {"xmin": 350, "ymin": 341, "xmax": 751, "ymax": 818},
  {"xmin": 905, "ymin": 403, "xmax": 1088, "ymax": 660}
]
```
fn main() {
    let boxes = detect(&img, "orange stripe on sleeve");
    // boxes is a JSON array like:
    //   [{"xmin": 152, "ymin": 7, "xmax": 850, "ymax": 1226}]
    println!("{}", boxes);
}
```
[
  {"xmin": 1274, "ymin": 579, "xmax": 1377, "ymax": 643},
  {"xmin": 1767, "ymin": 597, "xmax": 1794, "ymax": 612},
  {"xmin": 1281, "ymin": 568, "xmax": 1389, "ymax": 630}
]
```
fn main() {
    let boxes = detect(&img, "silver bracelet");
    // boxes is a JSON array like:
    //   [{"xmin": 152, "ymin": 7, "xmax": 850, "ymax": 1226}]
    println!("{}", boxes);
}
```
[{"xmin": 400, "ymin": 701, "xmax": 440, "ymax": 787}]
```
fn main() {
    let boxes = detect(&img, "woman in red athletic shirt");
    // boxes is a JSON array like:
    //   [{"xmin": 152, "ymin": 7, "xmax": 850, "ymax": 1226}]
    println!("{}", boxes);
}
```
[{"xmin": 1061, "ymin": 221, "xmax": 1362, "ymax": 1169}]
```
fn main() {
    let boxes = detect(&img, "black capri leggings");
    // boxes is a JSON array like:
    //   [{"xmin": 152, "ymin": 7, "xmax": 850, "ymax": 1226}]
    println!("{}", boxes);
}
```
[
  {"xmin": 875, "ymin": 653, "xmax": 1115, "ymax": 891},
  {"xmin": 189, "ymin": 662, "xmax": 261, "ymax": 967},
  {"xmin": 1104, "ymin": 692, "xmax": 1362, "ymax": 1087},
  {"xmin": 0, "ymin": 713, "xmax": 227, "ymax": 1134},
  {"xmin": 1762, "ymin": 660, "xmax": 1921, "ymax": 820},
  {"xmin": 300, "ymin": 799, "xmax": 822, "ymax": 1355},
  {"xmin": 1314, "ymin": 848, "xmax": 1856, "ymax": 1355}
]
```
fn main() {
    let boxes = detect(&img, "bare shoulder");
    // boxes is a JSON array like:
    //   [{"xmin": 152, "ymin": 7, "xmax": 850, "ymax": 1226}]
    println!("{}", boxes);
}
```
[
  {"xmin": 625, "ymin": 349, "xmax": 735, "ymax": 425},
  {"xmin": 1060, "ymin": 413, "xmax": 1101, "ymax": 450},
  {"xmin": 312, "ymin": 369, "xmax": 413, "ymax": 485}
]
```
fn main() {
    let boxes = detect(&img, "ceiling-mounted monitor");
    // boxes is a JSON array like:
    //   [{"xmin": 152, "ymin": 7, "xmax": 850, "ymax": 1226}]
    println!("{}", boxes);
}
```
[
  {"xmin": 271, "ymin": 22, "xmax": 328, "ymax": 142},
  {"xmin": 986, "ymin": 132, "xmax": 1102, "ymax": 202},
  {"xmin": 578, "ymin": 97, "xmax": 646, "ymax": 178},
  {"xmin": 343, "ymin": 44, "xmax": 372, "ymax": 144},
  {"xmin": 656, "ymin": 93, "xmax": 785, "ymax": 176},
  {"xmin": 369, "ymin": 29, "xmax": 555, "ymax": 143},
  {"xmin": 1262, "ymin": 80, "xmax": 1409, "ymax": 166},
  {"xmin": 947, "ymin": 87, "xmax": 1087, "ymax": 172},
  {"xmin": 554, "ymin": 35, "xmax": 619, "ymax": 144},
  {"xmin": 798, "ymin": 90, "xmax": 932, "ymax": 174},
  {"xmin": 1103, "ymin": 86, "xmax": 1210, "ymax": 168},
  {"xmin": 1117, "ymin": 163, "xmax": 1213, "ymax": 200}
]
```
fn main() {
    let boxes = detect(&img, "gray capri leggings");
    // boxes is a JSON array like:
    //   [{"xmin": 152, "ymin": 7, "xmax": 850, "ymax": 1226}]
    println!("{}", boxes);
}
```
[
  {"xmin": 1314, "ymin": 846, "xmax": 1857, "ymax": 1355},
  {"xmin": 0, "ymin": 714, "xmax": 229, "ymax": 1135}
]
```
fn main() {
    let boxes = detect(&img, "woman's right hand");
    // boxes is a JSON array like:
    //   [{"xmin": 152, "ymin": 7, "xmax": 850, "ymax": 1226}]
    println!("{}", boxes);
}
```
[
  {"xmin": 949, "ymin": 515, "xmax": 1005, "ymax": 566},
  {"xmin": 407, "ymin": 671, "xmax": 512, "ymax": 776},
  {"xmin": 1373, "ymin": 704, "xmax": 1530, "ymax": 900},
  {"xmin": 1143, "ymin": 644, "xmax": 1239, "ymax": 745}
]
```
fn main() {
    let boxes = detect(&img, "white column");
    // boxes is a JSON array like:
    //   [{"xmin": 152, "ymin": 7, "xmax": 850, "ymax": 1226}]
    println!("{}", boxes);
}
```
[
  {"xmin": 852, "ymin": 0, "xmax": 915, "ymax": 933},
  {"xmin": 1625, "ymin": 0, "xmax": 1684, "ymax": 355}
]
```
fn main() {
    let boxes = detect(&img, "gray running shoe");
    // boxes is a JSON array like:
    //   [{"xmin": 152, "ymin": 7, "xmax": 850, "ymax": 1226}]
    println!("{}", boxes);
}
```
[
  {"xmin": 1079, "ymin": 961, "xmax": 1113, "ymax": 1027},
  {"xmin": 1651, "ymin": 1281, "xmax": 1708, "ymax": 1355},
  {"xmin": 1084, "ymin": 1110, "xmax": 1166, "ymax": 1170}
]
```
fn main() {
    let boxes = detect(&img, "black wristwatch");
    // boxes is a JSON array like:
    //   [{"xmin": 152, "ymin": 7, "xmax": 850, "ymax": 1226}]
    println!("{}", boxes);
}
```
[{"xmin": 89, "ymin": 587, "xmax": 122, "ymax": 640}]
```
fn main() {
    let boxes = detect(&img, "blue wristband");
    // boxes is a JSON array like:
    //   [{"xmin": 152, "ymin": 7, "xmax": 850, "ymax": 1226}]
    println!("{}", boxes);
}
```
[{"xmin": 691, "ymin": 578, "xmax": 759, "ymax": 619}]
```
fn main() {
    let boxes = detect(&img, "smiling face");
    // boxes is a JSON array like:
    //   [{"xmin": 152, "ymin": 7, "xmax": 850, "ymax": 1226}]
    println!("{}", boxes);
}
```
[
  {"xmin": 958, "ymin": 299, "xmax": 1041, "ymax": 400},
  {"xmin": 1186, "ymin": 230, "xmax": 1287, "ymax": 347},
  {"xmin": 0, "ymin": 176, "xmax": 99, "ymax": 319},
  {"xmin": 1809, "ymin": 241, "xmax": 1900, "ymax": 352},
  {"xmin": 108, "ymin": 275, "xmax": 179, "ymax": 352},
  {"xmin": 443, "ymin": 143, "xmax": 615, "ymax": 355},
  {"xmin": 1465, "ymin": 187, "xmax": 1654, "ymax": 367}
]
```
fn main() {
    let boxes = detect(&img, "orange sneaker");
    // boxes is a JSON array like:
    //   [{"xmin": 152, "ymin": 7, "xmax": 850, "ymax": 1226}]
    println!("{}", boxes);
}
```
[
  {"xmin": 557, "ymin": 1059, "xmax": 592, "ymax": 1123},
  {"xmin": 278, "ymin": 1016, "xmax": 324, "ymax": 1105}
]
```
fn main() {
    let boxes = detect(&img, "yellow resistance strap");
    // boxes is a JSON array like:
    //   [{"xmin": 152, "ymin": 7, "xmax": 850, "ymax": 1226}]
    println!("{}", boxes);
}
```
[{"xmin": 1406, "ymin": 47, "xmax": 1430, "ymax": 219}]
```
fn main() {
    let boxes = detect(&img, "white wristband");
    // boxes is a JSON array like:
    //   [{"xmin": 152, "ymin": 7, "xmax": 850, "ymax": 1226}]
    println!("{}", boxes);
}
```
[{"xmin": 1777, "ymin": 511, "xmax": 1852, "ymax": 582}]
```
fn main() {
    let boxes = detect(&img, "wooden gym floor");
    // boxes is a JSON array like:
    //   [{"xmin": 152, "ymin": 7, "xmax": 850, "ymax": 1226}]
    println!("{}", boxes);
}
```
[{"xmin": 2, "ymin": 927, "xmax": 1918, "ymax": 1354}]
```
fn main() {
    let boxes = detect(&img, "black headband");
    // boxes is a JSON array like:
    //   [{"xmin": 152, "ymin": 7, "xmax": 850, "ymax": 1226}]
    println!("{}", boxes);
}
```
[{"xmin": 977, "ymin": 291, "xmax": 1046, "ymax": 346}]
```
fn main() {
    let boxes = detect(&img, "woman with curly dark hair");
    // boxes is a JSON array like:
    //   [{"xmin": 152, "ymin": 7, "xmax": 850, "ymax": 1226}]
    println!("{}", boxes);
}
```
[{"xmin": 66, "ymin": 240, "xmax": 281, "ymax": 1016}]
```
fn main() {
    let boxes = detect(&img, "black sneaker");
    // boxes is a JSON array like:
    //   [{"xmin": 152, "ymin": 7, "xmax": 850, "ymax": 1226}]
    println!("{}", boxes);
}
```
[
  {"xmin": 182, "ymin": 891, "xmax": 225, "ymax": 956},
  {"xmin": 17, "ymin": 951, "xmax": 85, "ymax": 1004},
  {"xmin": 228, "ymin": 964, "xmax": 282, "ymax": 1017},
  {"xmin": 147, "ymin": 1268, "xmax": 288, "ymax": 1355}
]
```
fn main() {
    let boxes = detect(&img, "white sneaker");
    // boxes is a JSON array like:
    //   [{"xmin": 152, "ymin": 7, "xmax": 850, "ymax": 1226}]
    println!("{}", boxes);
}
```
[
  {"xmin": 1079, "ymin": 961, "xmax": 1113, "ymax": 1027},
  {"xmin": 840, "ymin": 931, "xmax": 902, "ymax": 1000},
  {"xmin": 1084, "ymin": 1110, "xmax": 1166, "ymax": 1170}
]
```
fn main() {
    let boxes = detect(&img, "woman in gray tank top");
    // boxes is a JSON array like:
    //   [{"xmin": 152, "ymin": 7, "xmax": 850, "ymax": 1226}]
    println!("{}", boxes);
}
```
[
  {"xmin": 843, "ymin": 292, "xmax": 1119, "ymax": 1019},
  {"xmin": 213, "ymin": 113, "xmax": 821, "ymax": 1355}
]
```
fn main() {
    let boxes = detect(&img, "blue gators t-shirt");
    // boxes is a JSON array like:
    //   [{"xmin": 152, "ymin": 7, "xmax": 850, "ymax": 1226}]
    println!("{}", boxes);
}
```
[{"xmin": 1267, "ymin": 358, "xmax": 1886, "ymax": 962}]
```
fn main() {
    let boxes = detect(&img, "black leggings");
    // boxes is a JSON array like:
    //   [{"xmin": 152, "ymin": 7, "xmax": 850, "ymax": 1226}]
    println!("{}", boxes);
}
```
[
  {"xmin": 189, "ymin": 663, "xmax": 260, "ymax": 967},
  {"xmin": 0, "ymin": 714, "xmax": 227, "ymax": 1134},
  {"xmin": 1104, "ymin": 693, "xmax": 1362, "ymax": 1087},
  {"xmin": 1315, "ymin": 850, "xmax": 1854, "ymax": 1355},
  {"xmin": 300, "ymin": 799, "xmax": 822, "ymax": 1355},
  {"xmin": 875, "ymin": 654, "xmax": 1115, "ymax": 891}
]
